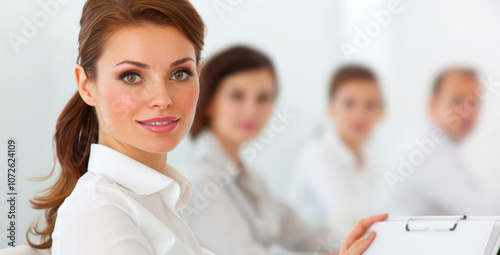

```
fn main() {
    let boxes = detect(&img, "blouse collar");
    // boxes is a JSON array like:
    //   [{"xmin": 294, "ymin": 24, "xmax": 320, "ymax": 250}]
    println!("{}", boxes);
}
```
[
  {"xmin": 191, "ymin": 128, "xmax": 242, "ymax": 180},
  {"xmin": 325, "ymin": 124, "xmax": 370, "ymax": 170},
  {"xmin": 87, "ymin": 143, "xmax": 192, "ymax": 211}
]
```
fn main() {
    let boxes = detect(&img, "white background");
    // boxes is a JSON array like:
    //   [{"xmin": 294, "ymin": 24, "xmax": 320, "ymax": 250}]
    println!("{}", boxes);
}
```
[{"xmin": 2, "ymin": 0, "xmax": 500, "ymax": 247}]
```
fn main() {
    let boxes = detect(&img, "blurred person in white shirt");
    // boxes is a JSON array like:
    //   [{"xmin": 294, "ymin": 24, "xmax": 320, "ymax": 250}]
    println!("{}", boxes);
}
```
[
  {"xmin": 374, "ymin": 67, "xmax": 500, "ymax": 216},
  {"xmin": 288, "ymin": 65, "xmax": 385, "ymax": 241},
  {"xmin": 182, "ymin": 46, "xmax": 388, "ymax": 255}
]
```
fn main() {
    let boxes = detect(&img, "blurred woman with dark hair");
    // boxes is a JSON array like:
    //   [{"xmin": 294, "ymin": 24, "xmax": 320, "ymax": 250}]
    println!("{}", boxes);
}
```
[
  {"xmin": 183, "ymin": 47, "xmax": 387, "ymax": 255},
  {"xmin": 289, "ymin": 65, "xmax": 385, "ymax": 241}
]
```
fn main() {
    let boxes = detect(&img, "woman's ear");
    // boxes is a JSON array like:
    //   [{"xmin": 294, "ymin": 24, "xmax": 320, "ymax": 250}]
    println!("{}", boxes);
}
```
[
  {"xmin": 75, "ymin": 65, "xmax": 97, "ymax": 106},
  {"xmin": 328, "ymin": 100, "xmax": 336, "ymax": 119},
  {"xmin": 197, "ymin": 62, "xmax": 202, "ymax": 78}
]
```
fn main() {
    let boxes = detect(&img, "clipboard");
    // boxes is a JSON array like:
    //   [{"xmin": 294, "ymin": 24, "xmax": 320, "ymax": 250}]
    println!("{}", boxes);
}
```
[{"xmin": 364, "ymin": 215, "xmax": 500, "ymax": 255}]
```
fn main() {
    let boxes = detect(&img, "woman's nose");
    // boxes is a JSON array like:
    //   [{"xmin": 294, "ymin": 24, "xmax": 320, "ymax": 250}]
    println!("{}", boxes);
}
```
[{"xmin": 148, "ymin": 82, "xmax": 173, "ymax": 109}]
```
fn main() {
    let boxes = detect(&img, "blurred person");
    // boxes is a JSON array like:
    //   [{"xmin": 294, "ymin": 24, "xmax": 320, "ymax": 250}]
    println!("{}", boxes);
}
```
[
  {"xmin": 374, "ymin": 67, "xmax": 500, "ymax": 216},
  {"xmin": 287, "ymin": 65, "xmax": 385, "ymax": 241},
  {"xmin": 182, "ymin": 45, "xmax": 388, "ymax": 255}
]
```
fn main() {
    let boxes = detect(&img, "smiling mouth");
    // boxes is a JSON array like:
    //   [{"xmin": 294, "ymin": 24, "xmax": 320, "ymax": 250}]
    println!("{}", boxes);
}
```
[
  {"xmin": 136, "ymin": 118, "xmax": 180, "ymax": 134},
  {"xmin": 137, "ymin": 120, "xmax": 177, "ymax": 125}
]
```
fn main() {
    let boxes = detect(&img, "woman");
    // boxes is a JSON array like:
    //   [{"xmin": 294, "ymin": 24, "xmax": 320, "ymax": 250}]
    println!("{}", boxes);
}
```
[
  {"xmin": 16, "ymin": 0, "xmax": 209, "ymax": 254},
  {"xmin": 182, "ymin": 46, "xmax": 387, "ymax": 255},
  {"xmin": 288, "ymin": 65, "xmax": 385, "ymax": 240}
]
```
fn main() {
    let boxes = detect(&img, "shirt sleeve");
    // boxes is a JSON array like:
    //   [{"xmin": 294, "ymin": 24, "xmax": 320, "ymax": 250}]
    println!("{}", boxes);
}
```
[
  {"xmin": 275, "ymin": 199, "xmax": 339, "ymax": 255},
  {"xmin": 52, "ymin": 188, "xmax": 155, "ymax": 255}
]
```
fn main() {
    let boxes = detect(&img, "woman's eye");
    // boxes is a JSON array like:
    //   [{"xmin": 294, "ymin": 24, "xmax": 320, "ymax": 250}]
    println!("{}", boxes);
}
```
[
  {"xmin": 257, "ymin": 93, "xmax": 271, "ymax": 103},
  {"xmin": 171, "ymin": 70, "xmax": 191, "ymax": 81},
  {"xmin": 344, "ymin": 99, "xmax": 354, "ymax": 108},
  {"xmin": 366, "ymin": 101, "xmax": 376, "ymax": 110},
  {"xmin": 123, "ymin": 73, "xmax": 142, "ymax": 84},
  {"xmin": 230, "ymin": 91, "xmax": 244, "ymax": 101}
]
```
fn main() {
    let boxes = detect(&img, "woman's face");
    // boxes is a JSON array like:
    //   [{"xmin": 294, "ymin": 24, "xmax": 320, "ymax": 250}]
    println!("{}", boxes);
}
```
[
  {"xmin": 329, "ymin": 79, "xmax": 383, "ymax": 145},
  {"xmin": 207, "ymin": 68, "xmax": 276, "ymax": 144},
  {"xmin": 83, "ymin": 25, "xmax": 200, "ymax": 153}
]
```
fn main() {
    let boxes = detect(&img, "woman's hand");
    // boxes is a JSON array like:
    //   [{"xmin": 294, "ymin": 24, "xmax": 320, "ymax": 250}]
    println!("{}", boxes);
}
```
[{"xmin": 339, "ymin": 213, "xmax": 388, "ymax": 255}]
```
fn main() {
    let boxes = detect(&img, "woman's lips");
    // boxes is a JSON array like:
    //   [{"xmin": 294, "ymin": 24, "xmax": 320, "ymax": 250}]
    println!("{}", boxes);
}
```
[
  {"xmin": 239, "ymin": 122, "xmax": 256, "ymax": 131},
  {"xmin": 352, "ymin": 123, "xmax": 367, "ymax": 134},
  {"xmin": 137, "ymin": 116, "xmax": 179, "ymax": 123},
  {"xmin": 137, "ymin": 116, "xmax": 179, "ymax": 134}
]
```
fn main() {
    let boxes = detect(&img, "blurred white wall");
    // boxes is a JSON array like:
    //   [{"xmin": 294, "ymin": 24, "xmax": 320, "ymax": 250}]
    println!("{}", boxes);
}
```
[
  {"xmin": 1, "ymin": 0, "xmax": 500, "ymax": 248},
  {"xmin": 0, "ymin": 0, "xmax": 86, "ymax": 246}
]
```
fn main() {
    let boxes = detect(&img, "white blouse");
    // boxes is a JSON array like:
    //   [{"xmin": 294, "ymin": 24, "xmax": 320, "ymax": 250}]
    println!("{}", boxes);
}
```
[
  {"xmin": 287, "ymin": 126, "xmax": 377, "ymax": 241},
  {"xmin": 374, "ymin": 124, "xmax": 500, "ymax": 216},
  {"xmin": 181, "ymin": 129, "xmax": 332, "ymax": 255},
  {"xmin": 51, "ymin": 143, "xmax": 213, "ymax": 255}
]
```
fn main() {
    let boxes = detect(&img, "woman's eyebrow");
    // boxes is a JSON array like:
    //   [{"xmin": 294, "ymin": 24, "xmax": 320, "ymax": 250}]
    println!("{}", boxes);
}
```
[
  {"xmin": 114, "ymin": 60, "xmax": 150, "ymax": 69},
  {"xmin": 113, "ymin": 57, "xmax": 194, "ymax": 69},
  {"xmin": 170, "ymin": 57, "xmax": 194, "ymax": 67}
]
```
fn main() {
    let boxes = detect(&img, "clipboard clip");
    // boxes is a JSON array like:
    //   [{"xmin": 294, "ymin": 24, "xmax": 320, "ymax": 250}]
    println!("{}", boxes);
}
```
[{"xmin": 405, "ymin": 215, "xmax": 467, "ymax": 232}]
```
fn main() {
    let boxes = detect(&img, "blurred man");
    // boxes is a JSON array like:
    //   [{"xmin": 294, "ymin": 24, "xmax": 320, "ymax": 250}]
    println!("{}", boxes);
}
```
[{"xmin": 375, "ymin": 67, "xmax": 500, "ymax": 216}]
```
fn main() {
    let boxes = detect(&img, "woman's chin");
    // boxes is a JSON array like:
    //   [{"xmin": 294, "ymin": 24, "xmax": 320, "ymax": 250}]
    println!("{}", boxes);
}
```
[
  {"xmin": 239, "ymin": 132, "xmax": 259, "ymax": 143},
  {"xmin": 138, "ymin": 139, "xmax": 181, "ymax": 153},
  {"xmin": 347, "ymin": 133, "xmax": 367, "ymax": 144}
]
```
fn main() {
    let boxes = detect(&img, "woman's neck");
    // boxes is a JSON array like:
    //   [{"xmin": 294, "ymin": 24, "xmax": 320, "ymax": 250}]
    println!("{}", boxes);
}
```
[
  {"xmin": 98, "ymin": 135, "xmax": 168, "ymax": 175},
  {"xmin": 338, "ymin": 133, "xmax": 364, "ymax": 168},
  {"xmin": 211, "ymin": 129, "xmax": 242, "ymax": 166}
]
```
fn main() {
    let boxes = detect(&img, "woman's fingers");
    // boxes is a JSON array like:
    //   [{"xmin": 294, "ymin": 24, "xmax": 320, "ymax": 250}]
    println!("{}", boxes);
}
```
[
  {"xmin": 343, "ymin": 231, "xmax": 377, "ymax": 255},
  {"xmin": 352, "ymin": 214, "xmax": 388, "ymax": 239},
  {"xmin": 340, "ymin": 213, "xmax": 388, "ymax": 254}
]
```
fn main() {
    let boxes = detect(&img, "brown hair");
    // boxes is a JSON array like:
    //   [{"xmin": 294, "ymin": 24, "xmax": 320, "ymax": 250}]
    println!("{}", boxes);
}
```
[
  {"xmin": 328, "ymin": 64, "xmax": 379, "ymax": 100},
  {"xmin": 26, "ymin": 0, "xmax": 204, "ymax": 249},
  {"xmin": 190, "ymin": 45, "xmax": 277, "ymax": 138},
  {"xmin": 432, "ymin": 66, "xmax": 478, "ymax": 97}
]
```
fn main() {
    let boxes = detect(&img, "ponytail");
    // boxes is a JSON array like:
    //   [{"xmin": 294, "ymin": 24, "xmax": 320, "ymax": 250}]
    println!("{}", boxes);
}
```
[
  {"xmin": 26, "ymin": 91, "xmax": 98, "ymax": 249},
  {"xmin": 25, "ymin": 0, "xmax": 204, "ymax": 249}
]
